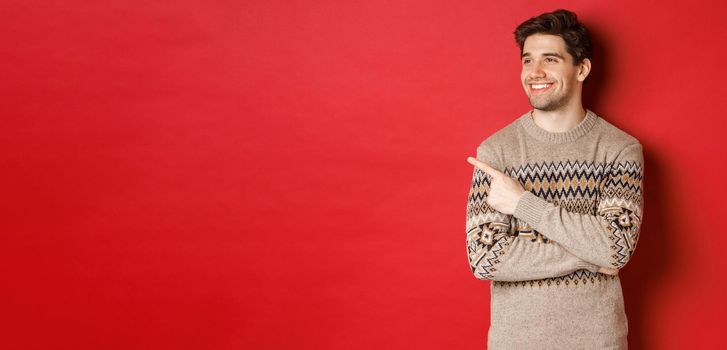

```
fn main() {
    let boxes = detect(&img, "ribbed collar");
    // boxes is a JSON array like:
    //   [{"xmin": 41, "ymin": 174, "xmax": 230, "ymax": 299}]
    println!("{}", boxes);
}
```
[{"xmin": 519, "ymin": 109, "xmax": 599, "ymax": 144}]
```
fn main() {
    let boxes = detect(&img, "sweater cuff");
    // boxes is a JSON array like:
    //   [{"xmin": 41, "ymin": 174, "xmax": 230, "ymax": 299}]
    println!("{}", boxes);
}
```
[
  {"xmin": 513, "ymin": 191, "xmax": 549, "ymax": 228},
  {"xmin": 576, "ymin": 262, "xmax": 600, "ymax": 273}
]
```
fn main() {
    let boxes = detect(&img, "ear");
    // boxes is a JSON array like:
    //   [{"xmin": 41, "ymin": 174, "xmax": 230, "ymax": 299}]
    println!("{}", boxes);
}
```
[{"xmin": 576, "ymin": 58, "xmax": 591, "ymax": 82}]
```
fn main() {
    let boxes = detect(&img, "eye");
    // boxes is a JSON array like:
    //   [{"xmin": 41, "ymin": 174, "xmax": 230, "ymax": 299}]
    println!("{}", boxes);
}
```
[
  {"xmin": 522, "ymin": 58, "xmax": 531, "ymax": 64},
  {"xmin": 546, "ymin": 57, "xmax": 558, "ymax": 63}
]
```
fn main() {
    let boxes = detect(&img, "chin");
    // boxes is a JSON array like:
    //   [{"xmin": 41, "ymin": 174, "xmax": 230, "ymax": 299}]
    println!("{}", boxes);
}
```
[
  {"xmin": 529, "ymin": 94, "xmax": 570, "ymax": 110},
  {"xmin": 528, "ymin": 100, "xmax": 560, "ymax": 111}
]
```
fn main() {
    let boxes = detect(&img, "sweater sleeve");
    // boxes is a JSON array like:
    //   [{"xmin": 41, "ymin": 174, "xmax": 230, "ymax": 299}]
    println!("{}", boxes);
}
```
[
  {"xmin": 465, "ymin": 143, "xmax": 601, "ymax": 281},
  {"xmin": 513, "ymin": 142, "xmax": 645, "ymax": 270}
]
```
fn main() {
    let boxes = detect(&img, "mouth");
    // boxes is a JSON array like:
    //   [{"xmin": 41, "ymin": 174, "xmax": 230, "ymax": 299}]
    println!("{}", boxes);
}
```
[{"xmin": 528, "ymin": 82, "xmax": 554, "ymax": 94}]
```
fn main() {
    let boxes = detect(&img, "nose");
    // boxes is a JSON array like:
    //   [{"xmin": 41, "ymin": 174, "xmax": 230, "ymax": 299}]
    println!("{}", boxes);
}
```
[{"xmin": 528, "ymin": 61, "xmax": 546, "ymax": 79}]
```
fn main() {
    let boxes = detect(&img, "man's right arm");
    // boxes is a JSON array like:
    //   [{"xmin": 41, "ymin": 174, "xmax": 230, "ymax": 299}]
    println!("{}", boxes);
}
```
[{"xmin": 466, "ymin": 143, "xmax": 601, "ymax": 282}]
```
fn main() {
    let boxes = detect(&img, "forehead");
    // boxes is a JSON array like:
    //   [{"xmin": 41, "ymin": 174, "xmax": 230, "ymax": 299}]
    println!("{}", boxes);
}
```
[{"xmin": 522, "ymin": 33, "xmax": 568, "ymax": 56}]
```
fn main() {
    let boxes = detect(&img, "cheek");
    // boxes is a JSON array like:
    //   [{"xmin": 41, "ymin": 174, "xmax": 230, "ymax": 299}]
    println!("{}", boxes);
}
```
[{"xmin": 560, "ymin": 69, "xmax": 579, "ymax": 82}]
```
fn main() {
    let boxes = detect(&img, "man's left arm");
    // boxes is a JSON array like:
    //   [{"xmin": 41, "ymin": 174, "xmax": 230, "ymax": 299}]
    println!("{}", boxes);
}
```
[{"xmin": 513, "ymin": 142, "xmax": 644, "ymax": 270}]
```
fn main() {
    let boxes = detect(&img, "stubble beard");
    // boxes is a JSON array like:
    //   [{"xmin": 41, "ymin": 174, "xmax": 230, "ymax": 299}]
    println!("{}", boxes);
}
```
[{"xmin": 527, "ymin": 89, "xmax": 569, "ymax": 111}]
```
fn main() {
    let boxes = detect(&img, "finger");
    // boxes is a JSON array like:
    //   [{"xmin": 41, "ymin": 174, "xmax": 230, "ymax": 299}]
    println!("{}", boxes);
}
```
[
  {"xmin": 466, "ymin": 157, "xmax": 502, "ymax": 178},
  {"xmin": 598, "ymin": 267, "xmax": 618, "ymax": 275}
]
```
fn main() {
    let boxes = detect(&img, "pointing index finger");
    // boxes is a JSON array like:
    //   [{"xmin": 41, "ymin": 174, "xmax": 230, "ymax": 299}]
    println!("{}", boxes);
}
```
[{"xmin": 466, "ymin": 156, "xmax": 502, "ymax": 178}]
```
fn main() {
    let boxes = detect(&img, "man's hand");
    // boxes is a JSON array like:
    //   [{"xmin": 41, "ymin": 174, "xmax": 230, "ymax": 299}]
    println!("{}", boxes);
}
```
[
  {"xmin": 466, "ymin": 156, "xmax": 527, "ymax": 215},
  {"xmin": 598, "ymin": 266, "xmax": 619, "ymax": 275},
  {"xmin": 468, "ymin": 156, "xmax": 620, "ymax": 276}
]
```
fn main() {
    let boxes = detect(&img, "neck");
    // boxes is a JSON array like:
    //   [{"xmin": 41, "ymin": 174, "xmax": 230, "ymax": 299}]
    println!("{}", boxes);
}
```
[{"xmin": 532, "ymin": 101, "xmax": 587, "ymax": 133}]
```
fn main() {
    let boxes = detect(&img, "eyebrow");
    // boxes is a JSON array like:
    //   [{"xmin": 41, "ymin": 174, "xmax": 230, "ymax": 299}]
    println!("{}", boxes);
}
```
[{"xmin": 521, "ymin": 52, "xmax": 566, "ymax": 59}]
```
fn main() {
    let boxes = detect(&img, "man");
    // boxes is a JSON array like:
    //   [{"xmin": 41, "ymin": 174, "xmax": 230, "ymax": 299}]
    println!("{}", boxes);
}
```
[{"xmin": 464, "ymin": 9, "xmax": 644, "ymax": 349}]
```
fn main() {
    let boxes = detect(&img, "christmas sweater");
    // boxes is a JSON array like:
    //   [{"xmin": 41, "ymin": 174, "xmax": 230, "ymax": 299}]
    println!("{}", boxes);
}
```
[{"xmin": 465, "ymin": 109, "xmax": 644, "ymax": 349}]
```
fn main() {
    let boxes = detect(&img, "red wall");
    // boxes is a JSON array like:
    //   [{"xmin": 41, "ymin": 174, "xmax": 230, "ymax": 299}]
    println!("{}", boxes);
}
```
[{"xmin": 3, "ymin": 1, "xmax": 726, "ymax": 349}]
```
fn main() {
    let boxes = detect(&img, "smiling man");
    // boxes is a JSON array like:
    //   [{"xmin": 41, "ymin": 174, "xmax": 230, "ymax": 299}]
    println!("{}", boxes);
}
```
[{"xmin": 464, "ymin": 9, "xmax": 644, "ymax": 349}]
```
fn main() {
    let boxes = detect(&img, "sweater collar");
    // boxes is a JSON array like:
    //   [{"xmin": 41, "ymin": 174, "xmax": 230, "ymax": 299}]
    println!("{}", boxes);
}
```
[{"xmin": 519, "ymin": 109, "xmax": 599, "ymax": 144}]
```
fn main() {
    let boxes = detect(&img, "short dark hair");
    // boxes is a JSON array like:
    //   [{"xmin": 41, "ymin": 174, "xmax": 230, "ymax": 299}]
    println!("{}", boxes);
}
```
[{"xmin": 514, "ymin": 9, "xmax": 592, "ymax": 65}]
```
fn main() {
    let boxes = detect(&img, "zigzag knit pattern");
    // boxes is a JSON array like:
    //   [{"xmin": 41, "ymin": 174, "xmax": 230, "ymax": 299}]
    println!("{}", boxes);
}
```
[
  {"xmin": 493, "ymin": 269, "xmax": 617, "ymax": 288},
  {"xmin": 466, "ymin": 158, "xmax": 643, "ymax": 287}
]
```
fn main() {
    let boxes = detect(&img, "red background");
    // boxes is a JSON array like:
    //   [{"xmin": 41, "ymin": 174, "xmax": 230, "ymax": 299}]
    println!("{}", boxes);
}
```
[{"xmin": 3, "ymin": 1, "xmax": 727, "ymax": 349}]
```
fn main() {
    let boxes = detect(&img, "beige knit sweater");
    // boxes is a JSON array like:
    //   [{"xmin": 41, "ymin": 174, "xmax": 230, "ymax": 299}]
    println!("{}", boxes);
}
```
[{"xmin": 465, "ymin": 109, "xmax": 644, "ymax": 349}]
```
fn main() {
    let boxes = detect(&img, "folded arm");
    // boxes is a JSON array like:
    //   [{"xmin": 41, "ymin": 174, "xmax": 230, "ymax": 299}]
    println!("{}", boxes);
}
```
[
  {"xmin": 512, "ymin": 143, "xmax": 645, "ymax": 270},
  {"xmin": 466, "ymin": 143, "xmax": 600, "ymax": 281}
]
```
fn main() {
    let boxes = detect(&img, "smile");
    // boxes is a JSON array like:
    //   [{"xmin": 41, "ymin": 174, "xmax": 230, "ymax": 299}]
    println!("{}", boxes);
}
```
[{"xmin": 529, "ymin": 83, "xmax": 553, "ymax": 93}]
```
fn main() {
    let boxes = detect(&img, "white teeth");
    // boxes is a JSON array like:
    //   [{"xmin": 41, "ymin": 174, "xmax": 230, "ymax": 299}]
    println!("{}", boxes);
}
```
[{"xmin": 531, "ymin": 83, "xmax": 551, "ymax": 89}]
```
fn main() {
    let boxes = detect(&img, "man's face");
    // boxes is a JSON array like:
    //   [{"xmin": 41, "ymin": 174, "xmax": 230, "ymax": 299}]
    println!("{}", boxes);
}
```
[{"xmin": 520, "ymin": 33, "xmax": 586, "ymax": 111}]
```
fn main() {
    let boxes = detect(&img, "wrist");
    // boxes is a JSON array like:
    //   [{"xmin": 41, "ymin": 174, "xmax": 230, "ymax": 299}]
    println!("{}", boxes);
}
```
[{"xmin": 513, "ymin": 191, "xmax": 549, "ymax": 227}]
